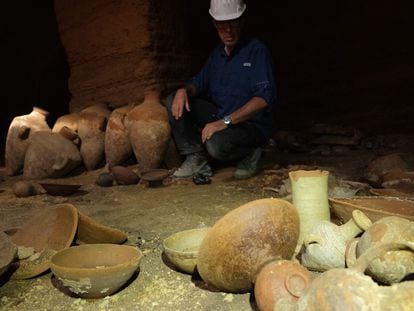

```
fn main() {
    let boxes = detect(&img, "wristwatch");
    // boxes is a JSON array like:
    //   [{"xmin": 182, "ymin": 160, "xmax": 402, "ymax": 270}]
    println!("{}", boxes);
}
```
[{"xmin": 223, "ymin": 115, "xmax": 232, "ymax": 125}]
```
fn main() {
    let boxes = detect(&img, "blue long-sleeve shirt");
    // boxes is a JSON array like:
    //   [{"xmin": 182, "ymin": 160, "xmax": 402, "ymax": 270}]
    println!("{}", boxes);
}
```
[{"xmin": 191, "ymin": 37, "xmax": 276, "ymax": 139}]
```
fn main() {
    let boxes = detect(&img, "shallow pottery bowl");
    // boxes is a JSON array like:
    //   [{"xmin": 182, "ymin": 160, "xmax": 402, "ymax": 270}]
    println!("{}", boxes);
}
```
[
  {"xmin": 163, "ymin": 227, "xmax": 210, "ymax": 274},
  {"xmin": 76, "ymin": 211, "xmax": 128, "ymax": 245},
  {"xmin": 10, "ymin": 203, "xmax": 78, "ymax": 279},
  {"xmin": 329, "ymin": 196, "xmax": 414, "ymax": 223},
  {"xmin": 39, "ymin": 182, "xmax": 81, "ymax": 196},
  {"xmin": 50, "ymin": 244, "xmax": 142, "ymax": 298}
]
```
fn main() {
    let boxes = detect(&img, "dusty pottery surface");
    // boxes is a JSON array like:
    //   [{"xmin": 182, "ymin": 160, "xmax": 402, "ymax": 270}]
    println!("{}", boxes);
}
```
[
  {"xmin": 105, "ymin": 105, "xmax": 133, "ymax": 167},
  {"xmin": 197, "ymin": 198, "xmax": 299, "ymax": 293},
  {"xmin": 356, "ymin": 216, "xmax": 414, "ymax": 284},
  {"xmin": 1, "ymin": 139, "xmax": 414, "ymax": 310},
  {"xmin": 50, "ymin": 244, "xmax": 142, "ymax": 298},
  {"xmin": 254, "ymin": 259, "xmax": 311, "ymax": 311},
  {"xmin": 127, "ymin": 91, "xmax": 171, "ymax": 170},
  {"xmin": 23, "ymin": 132, "xmax": 82, "ymax": 180},
  {"xmin": 5, "ymin": 107, "xmax": 51, "ymax": 176}
]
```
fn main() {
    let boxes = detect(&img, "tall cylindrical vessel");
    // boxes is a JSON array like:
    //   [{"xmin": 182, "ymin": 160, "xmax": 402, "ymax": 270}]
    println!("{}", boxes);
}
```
[{"xmin": 289, "ymin": 170, "xmax": 330, "ymax": 247}]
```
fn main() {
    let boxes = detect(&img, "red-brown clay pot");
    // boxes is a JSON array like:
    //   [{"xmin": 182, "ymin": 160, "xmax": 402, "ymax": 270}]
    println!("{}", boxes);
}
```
[
  {"xmin": 23, "ymin": 132, "xmax": 82, "ymax": 180},
  {"xmin": 110, "ymin": 166, "xmax": 140, "ymax": 185},
  {"xmin": 105, "ymin": 105, "xmax": 133, "ymax": 167},
  {"xmin": 197, "ymin": 198, "xmax": 299, "ymax": 293},
  {"xmin": 5, "ymin": 107, "xmax": 51, "ymax": 176},
  {"xmin": 126, "ymin": 91, "xmax": 171, "ymax": 170},
  {"xmin": 77, "ymin": 112, "xmax": 107, "ymax": 170},
  {"xmin": 254, "ymin": 260, "xmax": 311, "ymax": 311}
]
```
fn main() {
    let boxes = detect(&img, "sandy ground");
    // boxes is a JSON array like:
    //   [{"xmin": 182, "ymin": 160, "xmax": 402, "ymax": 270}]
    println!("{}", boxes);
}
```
[{"xmin": 0, "ymin": 136, "xmax": 413, "ymax": 311}]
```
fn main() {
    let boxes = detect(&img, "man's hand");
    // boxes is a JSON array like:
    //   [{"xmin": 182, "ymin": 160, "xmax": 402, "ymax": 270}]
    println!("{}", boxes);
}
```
[
  {"xmin": 202, "ymin": 120, "xmax": 228, "ymax": 143},
  {"xmin": 171, "ymin": 88, "xmax": 190, "ymax": 120}
]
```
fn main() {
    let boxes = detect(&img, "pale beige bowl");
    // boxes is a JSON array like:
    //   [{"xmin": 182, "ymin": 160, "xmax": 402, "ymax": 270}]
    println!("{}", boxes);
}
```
[
  {"xmin": 50, "ymin": 244, "xmax": 142, "ymax": 298},
  {"xmin": 163, "ymin": 228, "xmax": 210, "ymax": 274}
]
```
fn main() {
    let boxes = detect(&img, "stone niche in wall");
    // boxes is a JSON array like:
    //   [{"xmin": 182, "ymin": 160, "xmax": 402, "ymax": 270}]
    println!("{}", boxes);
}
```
[{"xmin": 54, "ymin": 0, "xmax": 191, "ymax": 112}]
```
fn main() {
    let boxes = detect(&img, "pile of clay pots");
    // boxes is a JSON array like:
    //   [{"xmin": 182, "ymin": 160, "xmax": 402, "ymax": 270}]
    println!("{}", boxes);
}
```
[
  {"xmin": 0, "ymin": 203, "xmax": 142, "ymax": 298},
  {"xmin": 5, "ymin": 91, "xmax": 171, "ymax": 180},
  {"xmin": 163, "ymin": 170, "xmax": 414, "ymax": 311}
]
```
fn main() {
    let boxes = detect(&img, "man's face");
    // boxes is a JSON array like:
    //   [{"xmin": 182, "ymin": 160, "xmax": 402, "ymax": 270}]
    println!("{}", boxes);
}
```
[{"xmin": 213, "ymin": 18, "xmax": 242, "ymax": 49}]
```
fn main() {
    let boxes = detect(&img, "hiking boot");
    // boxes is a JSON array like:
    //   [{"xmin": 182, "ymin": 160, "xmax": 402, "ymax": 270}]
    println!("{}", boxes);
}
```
[
  {"xmin": 173, "ymin": 153, "xmax": 212, "ymax": 179},
  {"xmin": 234, "ymin": 148, "xmax": 262, "ymax": 179}
]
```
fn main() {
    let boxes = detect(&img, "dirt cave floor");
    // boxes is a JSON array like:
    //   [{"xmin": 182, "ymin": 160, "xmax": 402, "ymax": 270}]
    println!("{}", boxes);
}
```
[{"xmin": 1, "ymin": 134, "xmax": 413, "ymax": 311}]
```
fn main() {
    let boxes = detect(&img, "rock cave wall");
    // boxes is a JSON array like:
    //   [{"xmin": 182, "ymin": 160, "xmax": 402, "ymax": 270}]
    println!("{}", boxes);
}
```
[{"xmin": 54, "ymin": 0, "xmax": 191, "ymax": 111}]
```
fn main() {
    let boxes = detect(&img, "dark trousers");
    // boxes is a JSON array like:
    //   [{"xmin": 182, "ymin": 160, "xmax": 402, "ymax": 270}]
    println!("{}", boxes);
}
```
[{"xmin": 165, "ymin": 94, "xmax": 266, "ymax": 162}]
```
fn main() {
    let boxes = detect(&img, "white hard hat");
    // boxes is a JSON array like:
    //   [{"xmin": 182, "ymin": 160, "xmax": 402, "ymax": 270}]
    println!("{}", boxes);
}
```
[{"xmin": 209, "ymin": 0, "xmax": 247, "ymax": 21}]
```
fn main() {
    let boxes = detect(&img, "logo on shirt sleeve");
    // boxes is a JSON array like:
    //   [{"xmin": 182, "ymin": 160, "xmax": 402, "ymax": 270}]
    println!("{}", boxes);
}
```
[{"xmin": 243, "ymin": 62, "xmax": 251, "ymax": 67}]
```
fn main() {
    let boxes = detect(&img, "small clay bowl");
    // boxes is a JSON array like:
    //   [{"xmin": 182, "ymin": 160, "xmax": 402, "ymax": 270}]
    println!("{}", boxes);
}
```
[
  {"xmin": 163, "ymin": 227, "xmax": 210, "ymax": 274},
  {"xmin": 50, "ymin": 244, "xmax": 142, "ymax": 298},
  {"xmin": 39, "ymin": 183, "xmax": 81, "ymax": 196}
]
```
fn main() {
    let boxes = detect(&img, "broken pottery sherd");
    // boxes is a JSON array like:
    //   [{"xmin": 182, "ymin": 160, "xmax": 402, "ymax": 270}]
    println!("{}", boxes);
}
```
[
  {"xmin": 50, "ymin": 244, "xmax": 142, "ymax": 298},
  {"xmin": 76, "ymin": 211, "xmax": 128, "ymax": 245},
  {"xmin": 10, "ymin": 204, "xmax": 78, "ymax": 279}
]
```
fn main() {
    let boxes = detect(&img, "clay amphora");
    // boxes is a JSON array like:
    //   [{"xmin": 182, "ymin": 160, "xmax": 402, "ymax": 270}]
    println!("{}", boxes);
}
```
[
  {"xmin": 197, "ymin": 198, "xmax": 299, "ymax": 293},
  {"xmin": 355, "ymin": 216, "xmax": 414, "ymax": 284},
  {"xmin": 126, "ymin": 91, "xmax": 171, "ymax": 170},
  {"xmin": 77, "ymin": 104, "xmax": 111, "ymax": 170},
  {"xmin": 52, "ymin": 113, "xmax": 79, "ymax": 134},
  {"xmin": 23, "ymin": 132, "xmax": 82, "ymax": 179},
  {"xmin": 289, "ymin": 170, "xmax": 330, "ymax": 247},
  {"xmin": 254, "ymin": 260, "xmax": 312, "ymax": 311},
  {"xmin": 301, "ymin": 210, "xmax": 372, "ymax": 271},
  {"xmin": 105, "ymin": 105, "xmax": 133, "ymax": 167},
  {"xmin": 5, "ymin": 107, "xmax": 51, "ymax": 176},
  {"xmin": 297, "ymin": 242, "xmax": 414, "ymax": 311}
]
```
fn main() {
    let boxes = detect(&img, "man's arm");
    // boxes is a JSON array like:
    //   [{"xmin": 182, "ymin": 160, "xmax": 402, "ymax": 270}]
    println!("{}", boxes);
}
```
[
  {"xmin": 171, "ymin": 84, "xmax": 198, "ymax": 120},
  {"xmin": 201, "ymin": 96, "xmax": 268, "ymax": 142}
]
